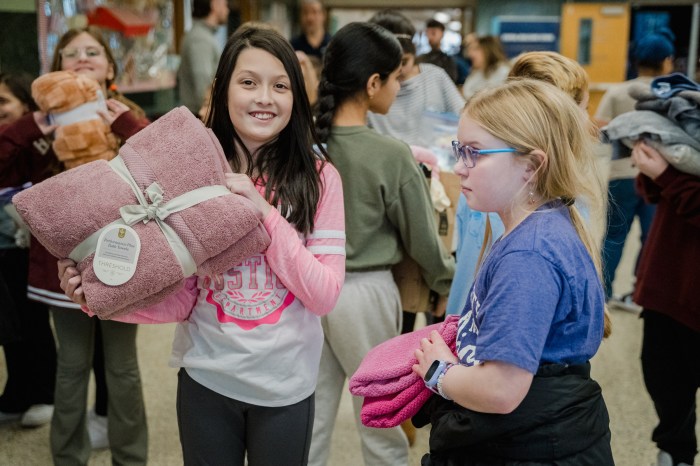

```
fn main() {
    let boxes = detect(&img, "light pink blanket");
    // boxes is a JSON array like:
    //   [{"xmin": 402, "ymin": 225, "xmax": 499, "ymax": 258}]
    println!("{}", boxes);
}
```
[
  {"xmin": 13, "ymin": 107, "xmax": 270, "ymax": 318},
  {"xmin": 349, "ymin": 315, "xmax": 458, "ymax": 428}
]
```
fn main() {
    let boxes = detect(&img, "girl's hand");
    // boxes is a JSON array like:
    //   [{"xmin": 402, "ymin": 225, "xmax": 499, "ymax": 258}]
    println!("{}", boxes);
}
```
[
  {"xmin": 57, "ymin": 258, "xmax": 87, "ymax": 306},
  {"xmin": 32, "ymin": 111, "xmax": 56, "ymax": 135},
  {"xmin": 632, "ymin": 141, "xmax": 669, "ymax": 180},
  {"xmin": 224, "ymin": 173, "xmax": 273, "ymax": 219},
  {"xmin": 412, "ymin": 330, "xmax": 459, "ymax": 379},
  {"xmin": 98, "ymin": 99, "xmax": 130, "ymax": 126}
]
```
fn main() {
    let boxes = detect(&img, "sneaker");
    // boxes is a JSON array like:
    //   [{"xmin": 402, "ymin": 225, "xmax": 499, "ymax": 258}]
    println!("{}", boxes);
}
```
[
  {"xmin": 87, "ymin": 408, "xmax": 109, "ymax": 450},
  {"xmin": 0, "ymin": 410, "xmax": 22, "ymax": 424},
  {"xmin": 608, "ymin": 293, "xmax": 642, "ymax": 314},
  {"xmin": 20, "ymin": 404, "xmax": 54, "ymax": 427},
  {"xmin": 652, "ymin": 450, "xmax": 693, "ymax": 466}
]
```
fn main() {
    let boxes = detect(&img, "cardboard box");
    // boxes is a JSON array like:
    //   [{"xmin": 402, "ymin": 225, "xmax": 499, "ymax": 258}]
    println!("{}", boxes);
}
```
[{"xmin": 392, "ymin": 172, "xmax": 461, "ymax": 313}]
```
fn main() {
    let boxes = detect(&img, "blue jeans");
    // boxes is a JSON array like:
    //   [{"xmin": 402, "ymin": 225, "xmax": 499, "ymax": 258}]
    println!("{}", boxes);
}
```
[{"xmin": 601, "ymin": 178, "xmax": 656, "ymax": 298}]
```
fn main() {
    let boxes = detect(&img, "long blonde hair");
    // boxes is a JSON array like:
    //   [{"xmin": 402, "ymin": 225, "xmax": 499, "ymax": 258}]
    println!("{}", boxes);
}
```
[{"xmin": 468, "ymin": 79, "xmax": 611, "ymax": 337}]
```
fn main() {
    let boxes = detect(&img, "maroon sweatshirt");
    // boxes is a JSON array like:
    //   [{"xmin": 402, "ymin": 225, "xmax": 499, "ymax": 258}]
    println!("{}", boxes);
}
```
[{"xmin": 634, "ymin": 165, "xmax": 700, "ymax": 332}]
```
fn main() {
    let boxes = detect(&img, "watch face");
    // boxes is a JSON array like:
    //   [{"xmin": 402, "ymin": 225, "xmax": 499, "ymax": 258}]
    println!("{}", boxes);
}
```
[{"xmin": 424, "ymin": 360, "xmax": 441, "ymax": 382}]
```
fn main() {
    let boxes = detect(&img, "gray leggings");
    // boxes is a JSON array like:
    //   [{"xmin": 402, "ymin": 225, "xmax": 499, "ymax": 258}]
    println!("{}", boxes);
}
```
[{"xmin": 176, "ymin": 369, "xmax": 314, "ymax": 466}]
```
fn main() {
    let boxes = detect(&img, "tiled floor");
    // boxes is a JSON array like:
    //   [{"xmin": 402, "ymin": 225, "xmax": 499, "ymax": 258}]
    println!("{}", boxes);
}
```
[{"xmin": 1, "ymin": 221, "xmax": 698, "ymax": 465}]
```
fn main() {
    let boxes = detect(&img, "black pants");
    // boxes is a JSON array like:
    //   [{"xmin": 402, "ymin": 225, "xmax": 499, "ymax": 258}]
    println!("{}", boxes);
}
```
[
  {"xmin": 642, "ymin": 310, "xmax": 700, "ymax": 465},
  {"xmin": 176, "ymin": 369, "xmax": 314, "ymax": 466},
  {"xmin": 93, "ymin": 321, "xmax": 108, "ymax": 416},
  {"xmin": 0, "ymin": 248, "xmax": 56, "ymax": 412}
]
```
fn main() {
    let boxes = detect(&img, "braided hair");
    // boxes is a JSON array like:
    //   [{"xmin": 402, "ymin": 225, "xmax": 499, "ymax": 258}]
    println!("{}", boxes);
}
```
[{"xmin": 315, "ymin": 22, "xmax": 402, "ymax": 143}]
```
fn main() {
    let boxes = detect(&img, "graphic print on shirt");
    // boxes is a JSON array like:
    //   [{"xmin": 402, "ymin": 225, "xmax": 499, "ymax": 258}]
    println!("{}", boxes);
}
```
[
  {"xmin": 201, "ymin": 254, "xmax": 296, "ymax": 331},
  {"xmin": 457, "ymin": 287, "xmax": 481, "ymax": 366}
]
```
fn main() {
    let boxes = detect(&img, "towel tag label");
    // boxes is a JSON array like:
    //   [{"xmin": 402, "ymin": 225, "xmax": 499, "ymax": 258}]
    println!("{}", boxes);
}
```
[{"xmin": 93, "ymin": 225, "xmax": 141, "ymax": 286}]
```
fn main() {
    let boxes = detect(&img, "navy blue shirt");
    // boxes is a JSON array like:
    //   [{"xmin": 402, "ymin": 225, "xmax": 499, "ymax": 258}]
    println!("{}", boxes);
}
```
[
  {"xmin": 290, "ymin": 32, "xmax": 331, "ymax": 58},
  {"xmin": 456, "ymin": 202, "xmax": 605, "ymax": 373}
]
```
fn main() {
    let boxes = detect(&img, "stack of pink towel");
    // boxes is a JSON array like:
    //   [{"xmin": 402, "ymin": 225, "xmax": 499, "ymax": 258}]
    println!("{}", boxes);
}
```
[
  {"xmin": 349, "ymin": 315, "xmax": 459, "ymax": 428},
  {"xmin": 13, "ymin": 106, "xmax": 270, "ymax": 318}
]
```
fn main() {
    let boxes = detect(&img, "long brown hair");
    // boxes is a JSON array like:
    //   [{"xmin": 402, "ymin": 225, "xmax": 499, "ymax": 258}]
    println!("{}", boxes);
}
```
[{"xmin": 205, "ymin": 25, "xmax": 327, "ymax": 234}]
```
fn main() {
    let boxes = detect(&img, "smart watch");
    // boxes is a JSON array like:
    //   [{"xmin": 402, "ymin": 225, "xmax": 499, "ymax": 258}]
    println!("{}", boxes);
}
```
[{"xmin": 424, "ymin": 360, "xmax": 454, "ymax": 399}]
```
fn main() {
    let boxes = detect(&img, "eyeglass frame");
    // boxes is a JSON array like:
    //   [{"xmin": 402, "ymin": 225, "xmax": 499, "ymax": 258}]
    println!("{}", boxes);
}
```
[
  {"xmin": 451, "ymin": 140, "xmax": 519, "ymax": 168},
  {"xmin": 59, "ymin": 46, "xmax": 105, "ymax": 61}
]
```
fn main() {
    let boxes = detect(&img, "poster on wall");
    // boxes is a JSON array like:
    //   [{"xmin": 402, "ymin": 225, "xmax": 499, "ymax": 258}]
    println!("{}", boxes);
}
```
[{"xmin": 493, "ymin": 16, "xmax": 560, "ymax": 58}]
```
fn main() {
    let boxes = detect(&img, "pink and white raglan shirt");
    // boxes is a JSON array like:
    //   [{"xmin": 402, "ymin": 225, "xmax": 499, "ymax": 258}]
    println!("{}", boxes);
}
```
[{"xmin": 125, "ymin": 162, "xmax": 345, "ymax": 407}]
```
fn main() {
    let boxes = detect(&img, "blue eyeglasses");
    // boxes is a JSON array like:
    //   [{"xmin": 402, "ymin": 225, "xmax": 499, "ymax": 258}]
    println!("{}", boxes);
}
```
[{"xmin": 451, "ymin": 140, "xmax": 518, "ymax": 168}]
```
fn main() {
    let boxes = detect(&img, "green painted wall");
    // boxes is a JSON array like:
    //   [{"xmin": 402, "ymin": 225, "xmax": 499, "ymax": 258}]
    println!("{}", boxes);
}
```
[{"xmin": 0, "ymin": 0, "xmax": 35, "ymax": 13}]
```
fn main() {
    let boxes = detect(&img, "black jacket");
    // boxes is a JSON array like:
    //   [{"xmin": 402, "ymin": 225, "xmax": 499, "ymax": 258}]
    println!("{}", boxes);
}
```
[{"xmin": 413, "ymin": 363, "xmax": 614, "ymax": 466}]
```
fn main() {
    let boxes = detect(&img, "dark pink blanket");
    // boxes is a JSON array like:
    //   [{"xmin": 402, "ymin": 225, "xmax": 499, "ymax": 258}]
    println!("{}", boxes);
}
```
[
  {"xmin": 349, "ymin": 315, "xmax": 459, "ymax": 428},
  {"xmin": 13, "ymin": 107, "xmax": 270, "ymax": 318}
]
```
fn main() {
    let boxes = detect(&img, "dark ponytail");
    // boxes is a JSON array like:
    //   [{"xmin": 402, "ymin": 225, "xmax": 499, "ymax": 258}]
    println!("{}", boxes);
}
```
[{"xmin": 315, "ymin": 22, "xmax": 402, "ymax": 143}]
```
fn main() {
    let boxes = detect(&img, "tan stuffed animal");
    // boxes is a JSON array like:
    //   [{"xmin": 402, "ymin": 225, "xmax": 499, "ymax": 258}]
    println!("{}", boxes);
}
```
[{"xmin": 31, "ymin": 71, "xmax": 118, "ymax": 168}]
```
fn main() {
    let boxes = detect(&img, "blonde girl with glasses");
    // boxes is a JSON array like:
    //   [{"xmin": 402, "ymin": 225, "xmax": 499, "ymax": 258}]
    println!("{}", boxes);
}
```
[
  {"xmin": 445, "ymin": 51, "xmax": 601, "ymax": 319},
  {"xmin": 0, "ymin": 26, "xmax": 149, "ymax": 465},
  {"xmin": 412, "ymin": 79, "xmax": 614, "ymax": 464}
]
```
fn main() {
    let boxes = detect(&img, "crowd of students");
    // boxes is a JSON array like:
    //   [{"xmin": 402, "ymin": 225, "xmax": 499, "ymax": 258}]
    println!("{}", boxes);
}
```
[{"xmin": 0, "ymin": 3, "xmax": 698, "ymax": 466}]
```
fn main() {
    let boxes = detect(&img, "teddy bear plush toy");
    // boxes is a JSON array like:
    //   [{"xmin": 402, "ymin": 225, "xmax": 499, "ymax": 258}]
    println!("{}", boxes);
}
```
[{"xmin": 31, "ymin": 70, "xmax": 118, "ymax": 169}]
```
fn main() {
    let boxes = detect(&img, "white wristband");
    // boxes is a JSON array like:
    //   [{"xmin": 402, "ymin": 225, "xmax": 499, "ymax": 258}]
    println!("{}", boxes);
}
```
[{"xmin": 436, "ymin": 364, "xmax": 453, "ymax": 400}]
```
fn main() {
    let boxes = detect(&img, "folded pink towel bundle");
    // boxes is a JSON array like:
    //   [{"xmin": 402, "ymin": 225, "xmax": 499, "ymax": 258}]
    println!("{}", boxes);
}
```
[
  {"xmin": 349, "ymin": 315, "xmax": 459, "ymax": 428},
  {"xmin": 13, "ymin": 106, "xmax": 270, "ymax": 318}
]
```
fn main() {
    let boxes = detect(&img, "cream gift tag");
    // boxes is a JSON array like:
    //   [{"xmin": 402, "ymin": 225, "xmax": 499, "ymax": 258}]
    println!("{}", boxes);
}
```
[{"xmin": 93, "ymin": 225, "xmax": 141, "ymax": 286}]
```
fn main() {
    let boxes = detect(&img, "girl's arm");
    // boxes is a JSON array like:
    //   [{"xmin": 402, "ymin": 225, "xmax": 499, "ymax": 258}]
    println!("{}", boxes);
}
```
[
  {"xmin": 414, "ymin": 330, "xmax": 533, "ymax": 414},
  {"xmin": 100, "ymin": 277, "xmax": 198, "ymax": 324},
  {"xmin": 104, "ymin": 99, "xmax": 149, "ymax": 139},
  {"xmin": 58, "ymin": 259, "xmax": 198, "ymax": 323},
  {"xmin": 262, "ymin": 163, "xmax": 345, "ymax": 316}
]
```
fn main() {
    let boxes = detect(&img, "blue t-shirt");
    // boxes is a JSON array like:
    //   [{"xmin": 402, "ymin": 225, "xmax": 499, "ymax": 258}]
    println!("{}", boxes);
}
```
[{"xmin": 456, "ymin": 202, "xmax": 605, "ymax": 374}]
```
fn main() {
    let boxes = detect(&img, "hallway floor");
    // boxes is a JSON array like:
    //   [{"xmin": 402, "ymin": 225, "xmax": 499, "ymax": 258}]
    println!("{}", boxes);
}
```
[{"xmin": 1, "ymin": 222, "xmax": 698, "ymax": 465}]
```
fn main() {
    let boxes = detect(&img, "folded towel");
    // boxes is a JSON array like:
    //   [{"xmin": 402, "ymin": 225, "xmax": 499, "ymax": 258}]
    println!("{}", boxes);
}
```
[
  {"xmin": 360, "ymin": 381, "xmax": 431, "ymax": 429},
  {"xmin": 13, "ymin": 106, "xmax": 270, "ymax": 318},
  {"xmin": 602, "ymin": 110, "xmax": 700, "ymax": 175},
  {"xmin": 349, "ymin": 316, "xmax": 459, "ymax": 428},
  {"xmin": 350, "ymin": 315, "xmax": 459, "ymax": 396}
]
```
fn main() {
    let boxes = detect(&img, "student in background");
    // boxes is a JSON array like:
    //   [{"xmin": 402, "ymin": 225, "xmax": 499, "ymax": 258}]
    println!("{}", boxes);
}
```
[
  {"xmin": 290, "ymin": 0, "xmax": 331, "ymax": 59},
  {"xmin": 461, "ymin": 35, "xmax": 510, "ymax": 100},
  {"xmin": 308, "ymin": 22, "xmax": 454, "ymax": 466},
  {"xmin": 417, "ymin": 18, "xmax": 458, "ymax": 83},
  {"xmin": 178, "ymin": 0, "xmax": 229, "ymax": 114},
  {"xmin": 367, "ymin": 10, "xmax": 464, "ymax": 149},
  {"xmin": 0, "ymin": 72, "xmax": 57, "ymax": 429},
  {"xmin": 594, "ymin": 29, "xmax": 675, "ymax": 311},
  {"xmin": 631, "ymin": 141, "xmax": 699, "ymax": 466}
]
